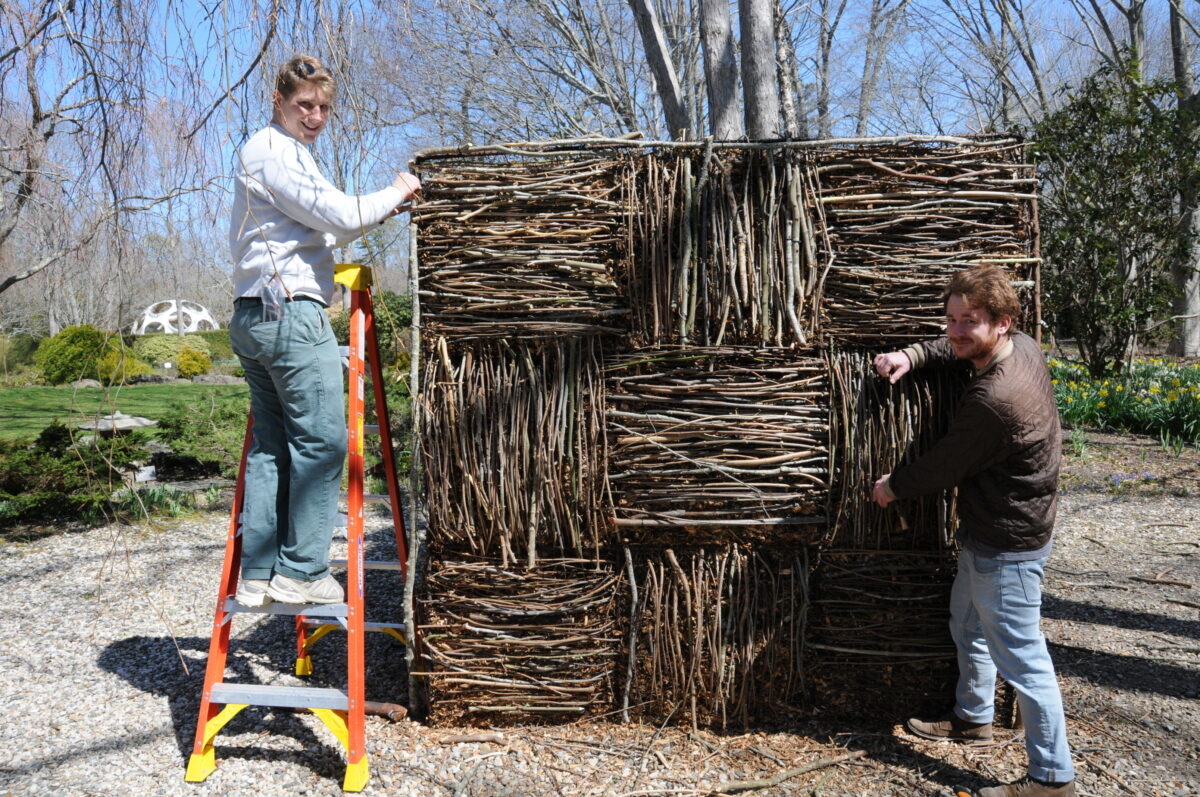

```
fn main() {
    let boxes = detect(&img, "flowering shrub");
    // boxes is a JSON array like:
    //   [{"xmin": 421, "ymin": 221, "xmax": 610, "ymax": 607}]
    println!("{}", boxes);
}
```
[{"xmin": 1049, "ymin": 357, "xmax": 1200, "ymax": 443}]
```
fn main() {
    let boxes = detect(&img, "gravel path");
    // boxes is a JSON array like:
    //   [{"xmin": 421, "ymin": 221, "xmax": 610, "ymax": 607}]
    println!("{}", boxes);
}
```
[{"xmin": 1, "ymin": 492, "xmax": 1198, "ymax": 796}]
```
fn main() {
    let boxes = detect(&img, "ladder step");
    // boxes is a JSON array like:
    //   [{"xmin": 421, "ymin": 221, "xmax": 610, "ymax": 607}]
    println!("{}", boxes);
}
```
[
  {"xmin": 224, "ymin": 598, "xmax": 348, "ymax": 618},
  {"xmin": 330, "ymin": 558, "xmax": 403, "ymax": 571},
  {"xmin": 340, "ymin": 492, "xmax": 390, "ymax": 505},
  {"xmin": 211, "ymin": 682, "xmax": 348, "ymax": 710}
]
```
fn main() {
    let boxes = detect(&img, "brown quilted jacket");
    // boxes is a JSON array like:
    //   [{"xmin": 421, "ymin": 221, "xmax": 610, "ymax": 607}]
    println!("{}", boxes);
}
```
[{"xmin": 888, "ymin": 331, "xmax": 1062, "ymax": 553}]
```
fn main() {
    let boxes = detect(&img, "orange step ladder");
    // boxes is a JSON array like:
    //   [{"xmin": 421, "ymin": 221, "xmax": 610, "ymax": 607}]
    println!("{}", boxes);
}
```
[{"xmin": 186, "ymin": 265, "xmax": 408, "ymax": 792}]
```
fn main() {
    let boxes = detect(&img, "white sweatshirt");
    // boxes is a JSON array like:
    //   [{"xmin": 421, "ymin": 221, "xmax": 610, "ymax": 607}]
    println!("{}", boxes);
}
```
[{"xmin": 229, "ymin": 123, "xmax": 404, "ymax": 305}]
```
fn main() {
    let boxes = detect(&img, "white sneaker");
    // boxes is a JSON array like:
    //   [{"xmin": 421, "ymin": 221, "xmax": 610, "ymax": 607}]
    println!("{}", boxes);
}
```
[
  {"xmin": 266, "ymin": 573, "xmax": 344, "ymax": 605},
  {"xmin": 235, "ymin": 578, "xmax": 272, "ymax": 607}
]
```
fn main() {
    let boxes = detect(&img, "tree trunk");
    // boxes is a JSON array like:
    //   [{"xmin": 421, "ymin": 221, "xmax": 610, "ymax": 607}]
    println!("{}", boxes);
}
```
[
  {"xmin": 856, "ymin": 0, "xmax": 911, "ymax": 137},
  {"xmin": 1171, "ymin": 207, "xmax": 1200, "ymax": 357},
  {"xmin": 627, "ymin": 0, "xmax": 691, "ymax": 139},
  {"xmin": 816, "ymin": 0, "xmax": 848, "ymax": 138},
  {"xmin": 698, "ymin": 0, "xmax": 742, "ymax": 139},
  {"xmin": 739, "ymin": 0, "xmax": 782, "ymax": 139},
  {"xmin": 774, "ymin": 0, "xmax": 807, "ymax": 138},
  {"xmin": 1168, "ymin": 0, "xmax": 1200, "ymax": 356}
]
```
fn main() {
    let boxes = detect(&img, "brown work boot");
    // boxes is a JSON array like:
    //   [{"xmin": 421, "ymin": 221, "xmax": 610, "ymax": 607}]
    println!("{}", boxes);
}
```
[
  {"xmin": 974, "ymin": 776, "xmax": 1076, "ymax": 796},
  {"xmin": 905, "ymin": 712, "xmax": 993, "ymax": 745}
]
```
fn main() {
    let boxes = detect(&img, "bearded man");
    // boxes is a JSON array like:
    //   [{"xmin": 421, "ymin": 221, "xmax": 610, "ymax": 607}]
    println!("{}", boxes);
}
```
[{"xmin": 872, "ymin": 264, "xmax": 1075, "ymax": 797}]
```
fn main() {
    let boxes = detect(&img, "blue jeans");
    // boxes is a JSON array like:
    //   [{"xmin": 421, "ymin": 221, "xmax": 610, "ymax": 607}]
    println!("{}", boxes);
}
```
[
  {"xmin": 229, "ymin": 299, "xmax": 346, "ymax": 582},
  {"xmin": 951, "ymin": 548, "xmax": 1074, "ymax": 783}
]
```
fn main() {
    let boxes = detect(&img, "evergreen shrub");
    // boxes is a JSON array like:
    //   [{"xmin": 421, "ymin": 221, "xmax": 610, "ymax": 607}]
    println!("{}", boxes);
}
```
[
  {"xmin": 34, "ymin": 325, "xmax": 114, "ymax": 385},
  {"xmin": 132, "ymin": 333, "xmax": 213, "ymax": 366},
  {"xmin": 0, "ymin": 335, "xmax": 39, "ymax": 370},
  {"xmin": 331, "ymin": 290, "xmax": 411, "ymax": 365},
  {"xmin": 96, "ymin": 348, "xmax": 153, "ymax": 385},
  {"xmin": 0, "ymin": 421, "xmax": 145, "ymax": 524},
  {"xmin": 191, "ymin": 329, "xmax": 234, "ymax": 361},
  {"xmin": 155, "ymin": 394, "xmax": 248, "ymax": 478},
  {"xmin": 176, "ymin": 347, "xmax": 212, "ymax": 379}
]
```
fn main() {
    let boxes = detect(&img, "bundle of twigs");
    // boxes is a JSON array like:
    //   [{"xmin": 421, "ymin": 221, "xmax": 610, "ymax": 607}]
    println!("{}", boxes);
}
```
[
  {"xmin": 606, "ymin": 347, "xmax": 829, "ymax": 544},
  {"xmin": 419, "ymin": 336, "xmax": 611, "ymax": 564},
  {"xmin": 417, "ymin": 558, "xmax": 621, "ymax": 725},
  {"xmin": 806, "ymin": 550, "xmax": 956, "ymax": 716},
  {"xmin": 827, "ymin": 348, "xmax": 966, "ymax": 550},
  {"xmin": 816, "ymin": 142, "xmax": 1037, "ymax": 344},
  {"xmin": 413, "ymin": 155, "xmax": 627, "ymax": 341},
  {"xmin": 624, "ymin": 546, "xmax": 809, "ymax": 730},
  {"xmin": 622, "ymin": 149, "xmax": 830, "ymax": 348}
]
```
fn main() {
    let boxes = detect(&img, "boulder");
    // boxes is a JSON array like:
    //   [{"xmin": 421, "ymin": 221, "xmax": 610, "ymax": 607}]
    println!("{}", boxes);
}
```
[
  {"xmin": 78, "ymin": 411, "xmax": 157, "ymax": 435},
  {"xmin": 191, "ymin": 374, "xmax": 245, "ymax": 385},
  {"xmin": 70, "ymin": 379, "xmax": 103, "ymax": 389}
]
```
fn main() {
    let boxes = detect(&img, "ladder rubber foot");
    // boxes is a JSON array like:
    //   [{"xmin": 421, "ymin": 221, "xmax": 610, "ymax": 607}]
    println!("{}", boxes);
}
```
[
  {"xmin": 343, "ymin": 756, "xmax": 369, "ymax": 792},
  {"xmin": 185, "ymin": 749, "xmax": 216, "ymax": 782},
  {"xmin": 295, "ymin": 655, "xmax": 313, "ymax": 676}
]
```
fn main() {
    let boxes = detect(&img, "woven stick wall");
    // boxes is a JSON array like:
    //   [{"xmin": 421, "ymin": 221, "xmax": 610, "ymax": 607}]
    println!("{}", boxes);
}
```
[
  {"xmin": 412, "ymin": 135, "xmax": 1037, "ymax": 728},
  {"xmin": 807, "ymin": 550, "xmax": 958, "ymax": 717},
  {"xmin": 623, "ymin": 149, "xmax": 826, "ymax": 347},
  {"xmin": 817, "ymin": 142, "xmax": 1038, "ymax": 344},
  {"xmin": 416, "ymin": 155, "xmax": 626, "ymax": 340},
  {"xmin": 622, "ymin": 545, "xmax": 810, "ymax": 729},
  {"xmin": 827, "ymin": 348, "xmax": 967, "ymax": 551},
  {"xmin": 416, "ymin": 558, "xmax": 621, "ymax": 725},
  {"xmin": 420, "ymin": 336, "xmax": 611, "ymax": 564},
  {"xmin": 607, "ymin": 347, "xmax": 829, "ymax": 545}
]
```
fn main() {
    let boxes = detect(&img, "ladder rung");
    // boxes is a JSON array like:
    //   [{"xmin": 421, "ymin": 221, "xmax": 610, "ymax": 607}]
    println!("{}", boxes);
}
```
[
  {"xmin": 340, "ymin": 492, "xmax": 390, "ymax": 505},
  {"xmin": 224, "ymin": 598, "xmax": 348, "ymax": 618},
  {"xmin": 302, "ymin": 619, "xmax": 407, "ymax": 633},
  {"xmin": 210, "ymin": 682, "xmax": 348, "ymax": 710},
  {"xmin": 329, "ymin": 558, "xmax": 403, "ymax": 571},
  {"xmin": 363, "ymin": 424, "xmax": 380, "ymax": 435}
]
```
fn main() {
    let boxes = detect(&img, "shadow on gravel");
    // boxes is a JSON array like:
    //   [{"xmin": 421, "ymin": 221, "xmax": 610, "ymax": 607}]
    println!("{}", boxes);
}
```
[
  {"xmin": 97, "ymin": 614, "xmax": 407, "ymax": 780},
  {"xmin": 97, "ymin": 628, "xmax": 320, "ymax": 760},
  {"xmin": 1043, "ymin": 594, "xmax": 1200, "ymax": 640},
  {"xmin": 1050, "ymin": 641, "xmax": 1200, "ymax": 700},
  {"xmin": 803, "ymin": 718, "xmax": 1021, "ymax": 795}
]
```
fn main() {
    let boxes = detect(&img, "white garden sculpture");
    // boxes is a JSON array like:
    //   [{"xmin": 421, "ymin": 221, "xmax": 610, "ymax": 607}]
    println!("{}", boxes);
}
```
[{"xmin": 132, "ymin": 300, "xmax": 220, "ymax": 334}]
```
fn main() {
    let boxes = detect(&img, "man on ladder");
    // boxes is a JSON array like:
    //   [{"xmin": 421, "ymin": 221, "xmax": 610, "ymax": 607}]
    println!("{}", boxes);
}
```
[
  {"xmin": 227, "ymin": 53, "xmax": 420, "ymax": 607},
  {"xmin": 186, "ymin": 53, "xmax": 419, "ymax": 793}
]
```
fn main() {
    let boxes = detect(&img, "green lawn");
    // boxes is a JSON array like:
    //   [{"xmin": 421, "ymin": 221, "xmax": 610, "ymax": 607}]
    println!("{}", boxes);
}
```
[{"xmin": 0, "ymin": 384, "xmax": 249, "ymax": 441}]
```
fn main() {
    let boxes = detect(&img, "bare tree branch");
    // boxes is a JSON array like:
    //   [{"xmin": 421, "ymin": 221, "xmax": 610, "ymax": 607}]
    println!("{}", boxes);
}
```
[{"xmin": 185, "ymin": 0, "xmax": 282, "ymax": 141}]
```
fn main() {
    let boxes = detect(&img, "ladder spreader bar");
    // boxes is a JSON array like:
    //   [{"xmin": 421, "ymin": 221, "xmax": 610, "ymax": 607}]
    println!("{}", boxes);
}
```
[{"xmin": 302, "ymin": 619, "xmax": 407, "ymax": 632}]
